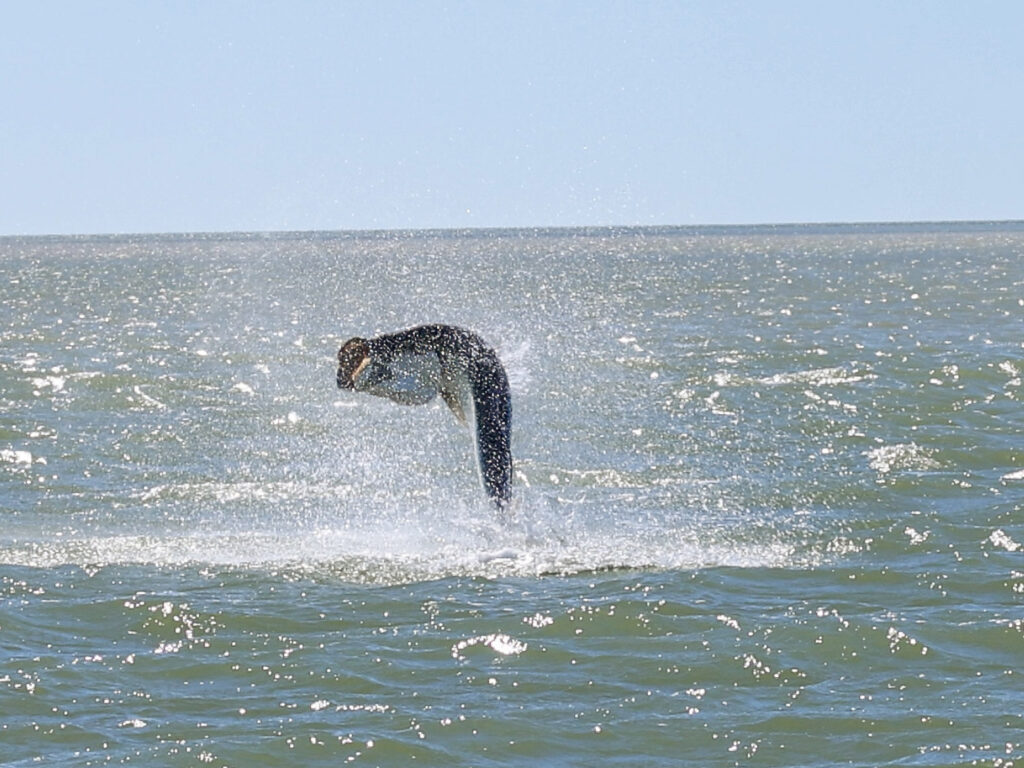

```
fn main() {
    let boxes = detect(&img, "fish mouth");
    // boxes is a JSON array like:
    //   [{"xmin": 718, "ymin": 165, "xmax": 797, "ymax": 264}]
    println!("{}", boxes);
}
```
[
  {"xmin": 338, "ymin": 356, "xmax": 371, "ymax": 389},
  {"xmin": 352, "ymin": 356, "xmax": 371, "ymax": 382}
]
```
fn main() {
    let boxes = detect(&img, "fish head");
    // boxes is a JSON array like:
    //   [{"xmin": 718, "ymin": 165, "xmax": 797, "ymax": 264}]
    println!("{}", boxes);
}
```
[{"xmin": 336, "ymin": 337, "xmax": 371, "ymax": 389}]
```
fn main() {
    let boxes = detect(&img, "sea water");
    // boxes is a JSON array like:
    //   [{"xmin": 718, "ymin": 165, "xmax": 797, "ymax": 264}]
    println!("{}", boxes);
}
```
[{"xmin": 1, "ymin": 223, "xmax": 1022, "ymax": 766}]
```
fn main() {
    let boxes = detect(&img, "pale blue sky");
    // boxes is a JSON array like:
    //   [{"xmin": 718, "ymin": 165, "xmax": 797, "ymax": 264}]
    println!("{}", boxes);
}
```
[{"xmin": 1, "ymin": 1, "xmax": 1021, "ymax": 235}]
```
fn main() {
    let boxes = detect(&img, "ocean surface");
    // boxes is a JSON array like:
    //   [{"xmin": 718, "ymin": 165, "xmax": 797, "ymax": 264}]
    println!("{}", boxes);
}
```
[{"xmin": 1, "ymin": 223, "xmax": 1022, "ymax": 767}]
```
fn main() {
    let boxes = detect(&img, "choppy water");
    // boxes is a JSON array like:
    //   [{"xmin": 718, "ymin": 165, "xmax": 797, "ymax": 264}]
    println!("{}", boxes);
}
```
[{"xmin": 1, "ymin": 223, "xmax": 1022, "ymax": 766}]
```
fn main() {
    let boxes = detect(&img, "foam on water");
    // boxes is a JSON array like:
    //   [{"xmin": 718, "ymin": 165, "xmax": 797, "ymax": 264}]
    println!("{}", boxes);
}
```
[{"xmin": 0, "ymin": 482, "xmax": 819, "ymax": 582}]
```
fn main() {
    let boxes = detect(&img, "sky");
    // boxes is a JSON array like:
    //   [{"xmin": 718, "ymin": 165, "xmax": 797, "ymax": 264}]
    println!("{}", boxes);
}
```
[{"xmin": 1, "ymin": 1, "xmax": 1021, "ymax": 235}]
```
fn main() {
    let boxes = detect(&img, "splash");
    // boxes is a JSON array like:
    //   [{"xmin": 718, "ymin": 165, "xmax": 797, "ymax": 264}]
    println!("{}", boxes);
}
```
[{"xmin": 0, "ymin": 485, "xmax": 823, "ymax": 584}]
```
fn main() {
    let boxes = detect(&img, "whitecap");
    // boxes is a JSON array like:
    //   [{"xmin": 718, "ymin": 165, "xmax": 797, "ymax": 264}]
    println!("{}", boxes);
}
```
[
  {"xmin": 451, "ymin": 633, "xmax": 528, "ymax": 660},
  {"xmin": 31, "ymin": 375, "xmax": 66, "ymax": 392},
  {"xmin": 989, "ymin": 529, "xmax": 1021, "ymax": 552},
  {"xmin": 0, "ymin": 449, "xmax": 32, "ymax": 465},
  {"xmin": 865, "ymin": 443, "xmax": 940, "ymax": 474}
]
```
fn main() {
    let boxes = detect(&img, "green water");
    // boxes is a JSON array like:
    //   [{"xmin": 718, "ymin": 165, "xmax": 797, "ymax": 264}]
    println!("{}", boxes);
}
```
[{"xmin": 1, "ymin": 224, "xmax": 1023, "ymax": 766}]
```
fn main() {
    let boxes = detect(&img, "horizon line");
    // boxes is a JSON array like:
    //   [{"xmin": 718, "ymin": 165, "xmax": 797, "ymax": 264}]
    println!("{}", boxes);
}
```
[{"xmin": 2, "ymin": 218, "xmax": 1022, "ymax": 241}]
